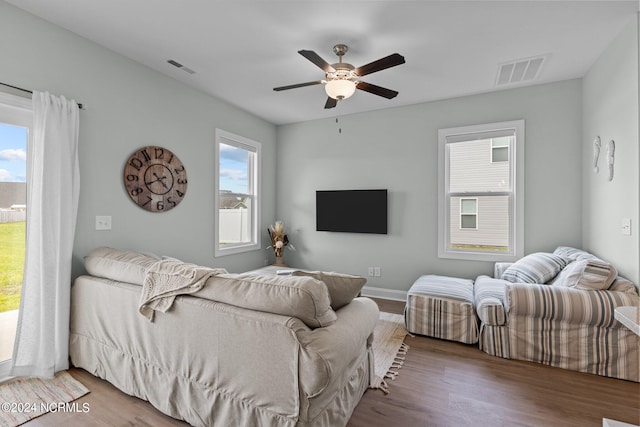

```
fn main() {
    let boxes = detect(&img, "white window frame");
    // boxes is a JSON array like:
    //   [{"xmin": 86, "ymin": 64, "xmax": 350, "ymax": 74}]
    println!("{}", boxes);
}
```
[
  {"xmin": 438, "ymin": 120, "xmax": 524, "ymax": 262},
  {"xmin": 0, "ymin": 91, "xmax": 32, "ymax": 381},
  {"xmin": 214, "ymin": 128, "xmax": 261, "ymax": 257}
]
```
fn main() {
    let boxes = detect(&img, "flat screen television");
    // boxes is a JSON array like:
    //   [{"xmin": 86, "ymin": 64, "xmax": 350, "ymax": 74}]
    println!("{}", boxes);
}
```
[{"xmin": 316, "ymin": 189, "xmax": 388, "ymax": 234}]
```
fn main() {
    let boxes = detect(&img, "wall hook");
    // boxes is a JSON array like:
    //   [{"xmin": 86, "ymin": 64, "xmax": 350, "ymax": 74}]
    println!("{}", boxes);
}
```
[{"xmin": 606, "ymin": 139, "xmax": 615, "ymax": 181}]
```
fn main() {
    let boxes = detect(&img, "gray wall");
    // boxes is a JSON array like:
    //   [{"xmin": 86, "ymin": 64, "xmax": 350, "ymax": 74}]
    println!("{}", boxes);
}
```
[
  {"xmin": 276, "ymin": 80, "xmax": 584, "ymax": 292},
  {"xmin": 582, "ymin": 15, "xmax": 639, "ymax": 284},
  {"xmin": 3, "ymin": 2, "xmax": 636, "ymax": 291},
  {"xmin": 0, "ymin": 2, "xmax": 278, "ymax": 278}
]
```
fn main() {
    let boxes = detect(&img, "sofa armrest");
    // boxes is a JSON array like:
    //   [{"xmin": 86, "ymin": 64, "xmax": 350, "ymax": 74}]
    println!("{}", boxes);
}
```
[
  {"xmin": 505, "ymin": 282, "xmax": 640, "ymax": 327},
  {"xmin": 296, "ymin": 297, "xmax": 379, "ymax": 399},
  {"xmin": 474, "ymin": 275, "xmax": 508, "ymax": 325},
  {"xmin": 494, "ymin": 262, "xmax": 513, "ymax": 279}
]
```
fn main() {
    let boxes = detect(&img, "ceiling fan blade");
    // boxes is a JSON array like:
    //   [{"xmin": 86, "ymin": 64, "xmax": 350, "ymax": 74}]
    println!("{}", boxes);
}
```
[
  {"xmin": 299, "ymin": 50, "xmax": 336, "ymax": 73},
  {"xmin": 324, "ymin": 97, "xmax": 337, "ymax": 109},
  {"xmin": 273, "ymin": 80, "xmax": 324, "ymax": 91},
  {"xmin": 355, "ymin": 53, "xmax": 405, "ymax": 77},
  {"xmin": 356, "ymin": 81, "xmax": 399, "ymax": 99}
]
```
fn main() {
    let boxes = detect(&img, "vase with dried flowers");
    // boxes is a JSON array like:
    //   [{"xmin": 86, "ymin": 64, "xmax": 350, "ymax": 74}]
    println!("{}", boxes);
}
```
[{"xmin": 267, "ymin": 220, "xmax": 294, "ymax": 266}]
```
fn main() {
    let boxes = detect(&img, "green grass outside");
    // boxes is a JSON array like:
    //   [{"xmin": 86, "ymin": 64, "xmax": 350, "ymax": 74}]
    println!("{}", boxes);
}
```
[
  {"xmin": 0, "ymin": 221, "xmax": 25, "ymax": 313},
  {"xmin": 451, "ymin": 243, "xmax": 509, "ymax": 252}
]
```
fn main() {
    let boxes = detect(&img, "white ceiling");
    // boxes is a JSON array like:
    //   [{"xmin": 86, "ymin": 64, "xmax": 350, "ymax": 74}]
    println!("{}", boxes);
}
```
[{"xmin": 7, "ymin": 1, "xmax": 638, "ymax": 125}]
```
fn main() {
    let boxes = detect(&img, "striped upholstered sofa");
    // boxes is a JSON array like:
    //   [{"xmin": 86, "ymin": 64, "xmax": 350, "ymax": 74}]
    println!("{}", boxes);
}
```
[{"xmin": 474, "ymin": 246, "xmax": 639, "ymax": 382}]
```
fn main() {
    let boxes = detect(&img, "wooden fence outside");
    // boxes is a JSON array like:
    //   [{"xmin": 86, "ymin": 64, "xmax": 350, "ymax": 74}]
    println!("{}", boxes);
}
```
[{"xmin": 0, "ymin": 210, "xmax": 26, "ymax": 223}]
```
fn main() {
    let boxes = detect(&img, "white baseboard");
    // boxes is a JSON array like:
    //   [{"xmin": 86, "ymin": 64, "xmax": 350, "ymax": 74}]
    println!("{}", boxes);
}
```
[{"xmin": 361, "ymin": 286, "xmax": 407, "ymax": 302}]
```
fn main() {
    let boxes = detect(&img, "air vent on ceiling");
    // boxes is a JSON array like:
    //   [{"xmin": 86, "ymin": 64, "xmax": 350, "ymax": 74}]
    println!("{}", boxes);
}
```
[
  {"xmin": 167, "ymin": 59, "xmax": 196, "ymax": 74},
  {"xmin": 496, "ymin": 55, "xmax": 546, "ymax": 86}
]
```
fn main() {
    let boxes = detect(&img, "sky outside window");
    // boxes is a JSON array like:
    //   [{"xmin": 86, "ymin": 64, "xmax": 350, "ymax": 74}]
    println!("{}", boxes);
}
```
[
  {"xmin": 219, "ymin": 143, "xmax": 248, "ymax": 194},
  {"xmin": 0, "ymin": 123, "xmax": 27, "ymax": 183}
]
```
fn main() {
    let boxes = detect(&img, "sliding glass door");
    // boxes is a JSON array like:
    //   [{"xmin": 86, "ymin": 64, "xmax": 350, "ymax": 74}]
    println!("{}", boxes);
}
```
[{"xmin": 0, "ymin": 93, "xmax": 31, "ymax": 380}]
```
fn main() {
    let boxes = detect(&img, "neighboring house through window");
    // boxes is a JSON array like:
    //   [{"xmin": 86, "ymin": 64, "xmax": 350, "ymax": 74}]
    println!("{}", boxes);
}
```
[
  {"xmin": 438, "ymin": 120, "xmax": 524, "ymax": 261},
  {"xmin": 214, "ymin": 128, "xmax": 261, "ymax": 256}
]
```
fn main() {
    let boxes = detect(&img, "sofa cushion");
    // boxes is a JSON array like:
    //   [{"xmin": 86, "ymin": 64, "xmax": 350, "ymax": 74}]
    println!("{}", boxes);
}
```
[
  {"xmin": 609, "ymin": 276, "xmax": 639, "ymax": 295},
  {"xmin": 501, "ymin": 252, "xmax": 567, "ymax": 284},
  {"xmin": 85, "ymin": 246, "xmax": 159, "ymax": 285},
  {"xmin": 553, "ymin": 259, "xmax": 618, "ymax": 291},
  {"xmin": 194, "ymin": 273, "xmax": 337, "ymax": 328},
  {"xmin": 290, "ymin": 270, "xmax": 366, "ymax": 310},
  {"xmin": 474, "ymin": 275, "xmax": 508, "ymax": 326},
  {"xmin": 85, "ymin": 248, "xmax": 337, "ymax": 328},
  {"xmin": 405, "ymin": 275, "xmax": 478, "ymax": 344}
]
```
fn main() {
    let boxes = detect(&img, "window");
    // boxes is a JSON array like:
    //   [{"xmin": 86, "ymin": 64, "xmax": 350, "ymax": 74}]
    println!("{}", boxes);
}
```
[
  {"xmin": 438, "ymin": 120, "xmax": 524, "ymax": 261},
  {"xmin": 0, "ymin": 92, "xmax": 31, "ymax": 379},
  {"xmin": 491, "ymin": 137, "xmax": 509, "ymax": 163},
  {"xmin": 460, "ymin": 198, "xmax": 477, "ymax": 229},
  {"xmin": 214, "ymin": 129, "xmax": 261, "ymax": 256}
]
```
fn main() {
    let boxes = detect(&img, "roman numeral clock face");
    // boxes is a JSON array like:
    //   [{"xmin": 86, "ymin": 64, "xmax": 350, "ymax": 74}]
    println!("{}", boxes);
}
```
[{"xmin": 123, "ymin": 146, "xmax": 188, "ymax": 212}]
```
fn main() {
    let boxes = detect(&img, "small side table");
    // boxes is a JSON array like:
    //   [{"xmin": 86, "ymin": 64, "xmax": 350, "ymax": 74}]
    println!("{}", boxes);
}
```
[
  {"xmin": 608, "ymin": 307, "xmax": 640, "ymax": 427},
  {"xmin": 614, "ymin": 306, "xmax": 640, "ymax": 336},
  {"xmin": 603, "ymin": 418, "xmax": 639, "ymax": 427}
]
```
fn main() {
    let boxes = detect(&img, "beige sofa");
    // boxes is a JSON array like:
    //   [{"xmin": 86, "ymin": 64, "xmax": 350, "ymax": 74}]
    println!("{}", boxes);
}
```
[{"xmin": 69, "ymin": 247, "xmax": 379, "ymax": 427}]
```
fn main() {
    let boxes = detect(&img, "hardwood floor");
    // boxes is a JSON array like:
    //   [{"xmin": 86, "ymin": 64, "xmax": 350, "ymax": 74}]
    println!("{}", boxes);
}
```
[{"xmin": 25, "ymin": 299, "xmax": 639, "ymax": 426}]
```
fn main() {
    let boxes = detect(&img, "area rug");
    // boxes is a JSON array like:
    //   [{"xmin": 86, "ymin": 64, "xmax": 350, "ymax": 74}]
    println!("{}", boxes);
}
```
[
  {"xmin": 371, "ymin": 311, "xmax": 410, "ymax": 394},
  {"xmin": 0, "ymin": 371, "xmax": 89, "ymax": 427}
]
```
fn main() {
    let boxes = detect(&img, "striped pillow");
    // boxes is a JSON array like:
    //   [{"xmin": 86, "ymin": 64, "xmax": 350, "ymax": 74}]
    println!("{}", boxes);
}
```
[
  {"xmin": 553, "ymin": 246, "xmax": 589, "ymax": 261},
  {"xmin": 501, "ymin": 252, "xmax": 567, "ymax": 284},
  {"xmin": 553, "ymin": 259, "xmax": 618, "ymax": 290}
]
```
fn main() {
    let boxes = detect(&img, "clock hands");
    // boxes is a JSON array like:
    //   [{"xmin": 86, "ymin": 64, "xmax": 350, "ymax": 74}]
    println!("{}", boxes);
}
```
[{"xmin": 146, "ymin": 172, "xmax": 168, "ymax": 190}]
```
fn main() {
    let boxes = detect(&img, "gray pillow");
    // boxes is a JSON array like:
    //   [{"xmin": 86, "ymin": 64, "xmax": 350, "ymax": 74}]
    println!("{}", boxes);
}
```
[{"xmin": 291, "ymin": 270, "xmax": 367, "ymax": 310}]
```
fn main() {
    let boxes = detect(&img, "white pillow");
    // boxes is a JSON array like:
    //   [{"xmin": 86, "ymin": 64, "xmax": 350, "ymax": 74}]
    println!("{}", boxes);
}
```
[
  {"xmin": 501, "ymin": 252, "xmax": 567, "ymax": 284},
  {"xmin": 553, "ymin": 259, "xmax": 618, "ymax": 290}
]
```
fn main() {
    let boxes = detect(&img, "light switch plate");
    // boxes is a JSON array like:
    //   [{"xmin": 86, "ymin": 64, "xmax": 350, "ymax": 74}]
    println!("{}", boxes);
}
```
[{"xmin": 621, "ymin": 218, "xmax": 631, "ymax": 236}]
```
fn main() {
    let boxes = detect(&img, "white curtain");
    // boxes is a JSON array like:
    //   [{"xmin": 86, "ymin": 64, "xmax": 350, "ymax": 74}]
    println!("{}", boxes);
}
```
[{"xmin": 10, "ymin": 91, "xmax": 80, "ymax": 378}]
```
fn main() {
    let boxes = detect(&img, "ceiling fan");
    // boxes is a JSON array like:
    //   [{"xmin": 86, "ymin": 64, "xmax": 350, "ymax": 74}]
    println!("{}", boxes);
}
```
[{"xmin": 273, "ymin": 44, "xmax": 405, "ymax": 109}]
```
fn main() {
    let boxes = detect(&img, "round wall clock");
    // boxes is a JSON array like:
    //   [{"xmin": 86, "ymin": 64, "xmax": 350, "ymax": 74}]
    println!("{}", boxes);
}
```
[{"xmin": 123, "ymin": 146, "xmax": 188, "ymax": 212}]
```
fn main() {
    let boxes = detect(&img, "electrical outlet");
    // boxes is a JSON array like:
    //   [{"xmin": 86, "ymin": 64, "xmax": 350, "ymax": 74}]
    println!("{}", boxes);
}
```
[
  {"xmin": 95, "ymin": 215, "xmax": 112, "ymax": 231},
  {"xmin": 368, "ymin": 267, "xmax": 374, "ymax": 277},
  {"xmin": 374, "ymin": 267, "xmax": 381, "ymax": 277}
]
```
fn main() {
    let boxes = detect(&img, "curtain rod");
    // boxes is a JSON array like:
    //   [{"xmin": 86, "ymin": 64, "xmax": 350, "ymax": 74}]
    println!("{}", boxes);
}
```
[{"xmin": 0, "ymin": 82, "xmax": 84, "ymax": 110}]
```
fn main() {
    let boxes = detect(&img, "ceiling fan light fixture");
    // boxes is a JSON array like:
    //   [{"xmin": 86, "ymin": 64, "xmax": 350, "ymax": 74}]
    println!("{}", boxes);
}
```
[{"xmin": 325, "ymin": 79, "xmax": 356, "ymax": 100}]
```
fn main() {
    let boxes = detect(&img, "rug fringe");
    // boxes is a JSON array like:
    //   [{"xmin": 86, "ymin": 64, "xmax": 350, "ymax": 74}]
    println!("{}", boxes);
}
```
[
  {"xmin": 378, "ymin": 342, "xmax": 410, "ymax": 394},
  {"xmin": 370, "ymin": 313, "xmax": 410, "ymax": 394}
]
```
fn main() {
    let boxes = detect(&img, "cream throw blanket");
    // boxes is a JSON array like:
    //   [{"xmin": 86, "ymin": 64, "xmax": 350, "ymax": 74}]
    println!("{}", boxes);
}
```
[{"xmin": 139, "ymin": 259, "xmax": 227, "ymax": 321}]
